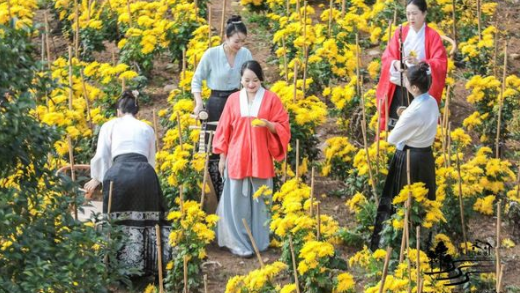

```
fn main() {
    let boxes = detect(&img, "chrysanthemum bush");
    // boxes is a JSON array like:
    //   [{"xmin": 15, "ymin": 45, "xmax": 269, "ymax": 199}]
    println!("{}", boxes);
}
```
[
  {"xmin": 0, "ymin": 23, "xmax": 128, "ymax": 293},
  {"xmin": 164, "ymin": 200, "xmax": 218, "ymax": 291}
]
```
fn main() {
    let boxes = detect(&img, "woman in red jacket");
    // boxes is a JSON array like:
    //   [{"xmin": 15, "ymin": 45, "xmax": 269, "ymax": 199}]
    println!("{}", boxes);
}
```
[{"xmin": 376, "ymin": 0, "xmax": 447, "ymax": 131}]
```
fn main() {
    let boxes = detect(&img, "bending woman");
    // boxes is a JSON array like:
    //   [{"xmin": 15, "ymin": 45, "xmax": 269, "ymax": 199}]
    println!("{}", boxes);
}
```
[
  {"xmin": 212, "ymin": 61, "xmax": 291, "ymax": 257},
  {"xmin": 376, "ymin": 0, "xmax": 447, "ymax": 131},
  {"xmin": 370, "ymin": 62, "xmax": 439, "ymax": 251},
  {"xmin": 84, "ymin": 90, "xmax": 171, "ymax": 275},
  {"xmin": 191, "ymin": 15, "xmax": 253, "ymax": 199}
]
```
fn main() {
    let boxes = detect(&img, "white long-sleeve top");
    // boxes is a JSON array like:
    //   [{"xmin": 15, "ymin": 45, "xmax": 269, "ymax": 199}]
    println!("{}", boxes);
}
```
[
  {"xmin": 90, "ymin": 114, "xmax": 156, "ymax": 182},
  {"xmin": 389, "ymin": 23, "xmax": 426, "ymax": 84},
  {"xmin": 388, "ymin": 92, "xmax": 439, "ymax": 151},
  {"xmin": 191, "ymin": 44, "xmax": 253, "ymax": 93}
]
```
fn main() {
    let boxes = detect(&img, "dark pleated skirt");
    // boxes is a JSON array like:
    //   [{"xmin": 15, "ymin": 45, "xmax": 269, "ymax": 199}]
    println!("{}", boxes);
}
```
[
  {"xmin": 370, "ymin": 146, "xmax": 436, "ymax": 251},
  {"xmin": 203, "ymin": 89, "xmax": 238, "ymax": 200},
  {"xmin": 102, "ymin": 153, "xmax": 172, "ymax": 276}
]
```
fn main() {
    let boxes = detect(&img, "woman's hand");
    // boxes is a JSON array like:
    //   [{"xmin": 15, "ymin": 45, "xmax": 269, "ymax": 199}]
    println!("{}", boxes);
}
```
[
  {"xmin": 260, "ymin": 119, "xmax": 277, "ymax": 134},
  {"xmin": 405, "ymin": 56, "xmax": 419, "ymax": 66},
  {"xmin": 84, "ymin": 179, "xmax": 100, "ymax": 199},
  {"xmin": 218, "ymin": 155, "xmax": 226, "ymax": 178},
  {"xmin": 193, "ymin": 92, "xmax": 204, "ymax": 115}
]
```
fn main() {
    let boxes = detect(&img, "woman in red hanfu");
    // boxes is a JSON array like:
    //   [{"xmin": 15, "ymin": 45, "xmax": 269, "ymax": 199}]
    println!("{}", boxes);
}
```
[
  {"xmin": 212, "ymin": 60, "xmax": 291, "ymax": 257},
  {"xmin": 376, "ymin": 0, "xmax": 447, "ymax": 131}
]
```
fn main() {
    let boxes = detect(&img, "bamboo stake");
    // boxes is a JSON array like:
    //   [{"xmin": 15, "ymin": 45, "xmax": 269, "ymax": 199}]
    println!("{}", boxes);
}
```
[
  {"xmin": 296, "ymin": 0, "xmax": 300, "ymax": 18},
  {"xmin": 6, "ymin": 0, "xmax": 12, "ymax": 23},
  {"xmin": 288, "ymin": 236, "xmax": 301, "ymax": 293},
  {"xmin": 127, "ymin": 0, "xmax": 132, "ymax": 27},
  {"xmin": 378, "ymin": 246, "xmax": 393, "ymax": 293},
  {"xmin": 204, "ymin": 274, "xmax": 208, "ymax": 293},
  {"xmin": 316, "ymin": 202, "xmax": 321, "ymax": 240},
  {"xmin": 492, "ymin": 19, "xmax": 499, "ymax": 77},
  {"xmin": 447, "ymin": 123, "xmax": 452, "ymax": 167},
  {"xmin": 155, "ymin": 225, "xmax": 165, "ymax": 293},
  {"xmin": 476, "ymin": 0, "xmax": 481, "ymax": 41},
  {"xmin": 177, "ymin": 111, "xmax": 184, "ymax": 149},
  {"xmin": 387, "ymin": 20, "xmax": 393, "ymax": 47},
  {"xmin": 302, "ymin": 2, "xmax": 308, "ymax": 98},
  {"xmin": 292, "ymin": 61, "xmax": 298, "ymax": 103},
  {"xmin": 79, "ymin": 70, "xmax": 92, "ymax": 128},
  {"xmin": 200, "ymin": 132, "xmax": 214, "ymax": 208},
  {"xmin": 41, "ymin": 34, "xmax": 45, "ymax": 71},
  {"xmin": 327, "ymin": 0, "xmax": 334, "ymax": 38},
  {"xmin": 393, "ymin": 4, "xmax": 397, "ymax": 26},
  {"xmin": 400, "ymin": 150, "xmax": 412, "ymax": 263},
  {"xmin": 208, "ymin": 3, "xmax": 212, "ymax": 48},
  {"xmin": 295, "ymin": 139, "xmax": 300, "ymax": 180},
  {"xmin": 282, "ymin": 36, "xmax": 289, "ymax": 82},
  {"xmin": 220, "ymin": 0, "xmax": 227, "ymax": 40},
  {"xmin": 455, "ymin": 152, "xmax": 468, "ymax": 253},
  {"xmin": 497, "ymin": 265, "xmax": 504, "ymax": 293},
  {"xmin": 179, "ymin": 185, "xmax": 184, "ymax": 213},
  {"xmin": 496, "ymin": 200, "xmax": 501, "ymax": 292},
  {"xmin": 153, "ymin": 109, "xmax": 160, "ymax": 151},
  {"xmin": 107, "ymin": 181, "xmax": 114, "ymax": 217},
  {"xmin": 341, "ymin": 0, "xmax": 345, "ymax": 18},
  {"xmin": 242, "ymin": 218, "xmax": 265, "ymax": 267},
  {"xmin": 416, "ymin": 226, "xmax": 421, "ymax": 291},
  {"xmin": 495, "ymin": 41, "xmax": 507, "ymax": 159},
  {"xmin": 286, "ymin": 0, "xmax": 289, "ymax": 16},
  {"xmin": 451, "ymin": 0, "xmax": 457, "ymax": 45},
  {"xmin": 442, "ymin": 86, "xmax": 451, "ymax": 168},
  {"xmin": 418, "ymin": 278, "xmax": 424, "ymax": 293},
  {"xmin": 121, "ymin": 78, "xmax": 126, "ymax": 92},
  {"xmin": 68, "ymin": 47, "xmax": 74, "ymax": 110},
  {"xmin": 516, "ymin": 167, "xmax": 520, "ymax": 200},
  {"xmin": 283, "ymin": 151, "xmax": 288, "ymax": 183},
  {"xmin": 112, "ymin": 50, "xmax": 116, "ymax": 65},
  {"xmin": 310, "ymin": 166, "xmax": 315, "ymax": 216},
  {"xmin": 183, "ymin": 255, "xmax": 189, "ymax": 293},
  {"xmin": 44, "ymin": 11, "xmax": 52, "ymax": 69},
  {"xmin": 74, "ymin": 0, "xmax": 80, "ymax": 58},
  {"xmin": 384, "ymin": 94, "xmax": 389, "ymax": 140},
  {"xmin": 359, "ymin": 77, "xmax": 378, "ymax": 201}
]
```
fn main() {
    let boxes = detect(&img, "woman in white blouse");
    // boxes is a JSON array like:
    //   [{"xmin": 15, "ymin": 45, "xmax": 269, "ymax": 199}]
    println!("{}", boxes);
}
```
[
  {"xmin": 191, "ymin": 15, "xmax": 253, "ymax": 200},
  {"xmin": 370, "ymin": 62, "xmax": 439, "ymax": 251},
  {"xmin": 84, "ymin": 90, "xmax": 171, "ymax": 277}
]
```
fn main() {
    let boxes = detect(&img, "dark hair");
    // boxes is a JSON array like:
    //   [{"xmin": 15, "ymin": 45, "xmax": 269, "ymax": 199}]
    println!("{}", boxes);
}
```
[
  {"xmin": 407, "ymin": 0, "xmax": 427, "ymax": 13},
  {"xmin": 225, "ymin": 15, "xmax": 247, "ymax": 38},
  {"xmin": 240, "ymin": 60, "xmax": 264, "ymax": 82},
  {"xmin": 406, "ymin": 61, "xmax": 431, "ymax": 93},
  {"xmin": 117, "ymin": 90, "xmax": 139, "ymax": 115}
]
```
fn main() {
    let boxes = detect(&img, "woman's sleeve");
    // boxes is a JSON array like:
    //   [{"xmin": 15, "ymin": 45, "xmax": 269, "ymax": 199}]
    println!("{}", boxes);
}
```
[
  {"xmin": 148, "ymin": 128, "xmax": 156, "ymax": 168},
  {"xmin": 90, "ymin": 123, "xmax": 112, "ymax": 182},
  {"xmin": 387, "ymin": 110, "xmax": 422, "ymax": 146},
  {"xmin": 424, "ymin": 30, "xmax": 447, "ymax": 103},
  {"xmin": 191, "ymin": 49, "xmax": 212, "ymax": 93},
  {"xmin": 212, "ymin": 99, "xmax": 233, "ymax": 155},
  {"xmin": 267, "ymin": 96, "xmax": 291, "ymax": 162}
]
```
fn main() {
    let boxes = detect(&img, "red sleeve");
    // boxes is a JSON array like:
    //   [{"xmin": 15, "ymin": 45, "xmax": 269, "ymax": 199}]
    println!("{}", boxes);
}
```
[
  {"xmin": 376, "ymin": 27, "xmax": 401, "ymax": 131},
  {"xmin": 424, "ymin": 27, "xmax": 447, "ymax": 104},
  {"xmin": 212, "ymin": 95, "xmax": 236, "ymax": 155},
  {"xmin": 266, "ymin": 93, "xmax": 291, "ymax": 162}
]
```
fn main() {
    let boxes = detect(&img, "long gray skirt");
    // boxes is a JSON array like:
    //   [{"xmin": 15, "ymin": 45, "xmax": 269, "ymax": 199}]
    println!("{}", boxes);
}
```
[{"xmin": 216, "ymin": 169, "xmax": 272, "ymax": 257}]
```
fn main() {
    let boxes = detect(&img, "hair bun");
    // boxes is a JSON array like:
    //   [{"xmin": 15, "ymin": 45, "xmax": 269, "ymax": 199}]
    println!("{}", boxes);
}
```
[
  {"xmin": 417, "ymin": 61, "xmax": 431, "ymax": 75},
  {"xmin": 227, "ymin": 15, "xmax": 242, "ymax": 25}
]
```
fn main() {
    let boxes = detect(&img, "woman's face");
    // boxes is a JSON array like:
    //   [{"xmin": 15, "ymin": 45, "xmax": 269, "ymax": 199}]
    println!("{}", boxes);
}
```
[
  {"xmin": 406, "ymin": 3, "xmax": 426, "ymax": 31},
  {"xmin": 226, "ymin": 32, "xmax": 247, "ymax": 53},
  {"xmin": 241, "ymin": 68, "xmax": 261, "ymax": 95}
]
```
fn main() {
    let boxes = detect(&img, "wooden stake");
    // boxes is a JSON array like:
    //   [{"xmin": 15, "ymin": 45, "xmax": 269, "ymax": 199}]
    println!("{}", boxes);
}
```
[
  {"xmin": 288, "ymin": 236, "xmax": 301, "ymax": 293},
  {"xmin": 112, "ymin": 50, "xmax": 116, "ymax": 65},
  {"xmin": 286, "ymin": 0, "xmax": 290, "ymax": 16},
  {"xmin": 302, "ymin": 2, "xmax": 308, "ymax": 98},
  {"xmin": 242, "ymin": 218, "xmax": 264, "ymax": 267},
  {"xmin": 359, "ymin": 74, "xmax": 378, "ymax": 202},
  {"xmin": 74, "ymin": 0, "xmax": 80, "ymax": 58},
  {"xmin": 282, "ymin": 36, "xmax": 289, "ymax": 82},
  {"xmin": 476, "ymin": 0, "xmax": 482, "ymax": 41},
  {"xmin": 208, "ymin": 3, "xmax": 212, "ymax": 48},
  {"xmin": 447, "ymin": 123, "xmax": 452, "ymax": 167},
  {"xmin": 44, "ymin": 11, "xmax": 52, "ymax": 69},
  {"xmin": 418, "ymin": 278, "xmax": 424, "ymax": 293},
  {"xmin": 155, "ymin": 225, "xmax": 165, "ymax": 293},
  {"xmin": 310, "ymin": 166, "xmax": 315, "ymax": 216},
  {"xmin": 341, "ymin": 0, "xmax": 345, "ymax": 18},
  {"xmin": 68, "ymin": 46, "xmax": 74, "ymax": 110},
  {"xmin": 379, "ymin": 246, "xmax": 393, "ymax": 293},
  {"xmin": 121, "ymin": 78, "xmax": 126, "ymax": 92},
  {"xmin": 200, "ymin": 132, "xmax": 213, "ymax": 208},
  {"xmin": 387, "ymin": 20, "xmax": 393, "ymax": 46},
  {"xmin": 296, "ymin": 0, "xmax": 300, "ymax": 18},
  {"xmin": 283, "ymin": 151, "xmax": 288, "ymax": 183},
  {"xmin": 327, "ymin": 0, "xmax": 334, "ymax": 38},
  {"xmin": 220, "ymin": 0, "xmax": 227, "ymax": 40},
  {"xmin": 295, "ymin": 139, "xmax": 300, "ymax": 179},
  {"xmin": 316, "ymin": 202, "xmax": 321, "ymax": 240},
  {"xmin": 400, "ymin": 150, "xmax": 412, "ymax": 263},
  {"xmin": 177, "ymin": 111, "xmax": 184, "ymax": 149},
  {"xmin": 495, "ymin": 41, "xmax": 507, "ymax": 159},
  {"xmin": 416, "ymin": 226, "xmax": 421, "ymax": 291},
  {"xmin": 204, "ymin": 274, "xmax": 208, "ymax": 293},
  {"xmin": 292, "ymin": 61, "xmax": 298, "ymax": 103},
  {"xmin": 497, "ymin": 264, "xmax": 504, "ymax": 293},
  {"xmin": 153, "ymin": 109, "xmax": 160, "ymax": 151},
  {"xmin": 384, "ymin": 94, "xmax": 389, "ymax": 139},
  {"xmin": 451, "ymin": 0, "xmax": 457, "ymax": 45},
  {"xmin": 183, "ymin": 255, "xmax": 189, "ymax": 293},
  {"xmin": 496, "ymin": 200, "xmax": 501, "ymax": 292},
  {"xmin": 456, "ymin": 152, "xmax": 468, "ymax": 253},
  {"xmin": 104, "ymin": 181, "xmax": 114, "ymax": 266},
  {"xmin": 179, "ymin": 185, "xmax": 184, "ymax": 213}
]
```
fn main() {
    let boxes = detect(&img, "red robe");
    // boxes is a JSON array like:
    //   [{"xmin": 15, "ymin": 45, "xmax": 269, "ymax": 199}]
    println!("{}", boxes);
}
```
[
  {"xmin": 376, "ymin": 24, "xmax": 447, "ymax": 131},
  {"xmin": 213, "ymin": 89, "xmax": 291, "ymax": 180}
]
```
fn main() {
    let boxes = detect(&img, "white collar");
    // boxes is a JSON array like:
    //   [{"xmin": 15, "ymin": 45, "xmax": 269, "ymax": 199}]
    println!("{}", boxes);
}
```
[
  {"xmin": 240, "ymin": 87, "xmax": 265, "ymax": 117},
  {"xmin": 408, "ymin": 23, "xmax": 426, "ymax": 38}
]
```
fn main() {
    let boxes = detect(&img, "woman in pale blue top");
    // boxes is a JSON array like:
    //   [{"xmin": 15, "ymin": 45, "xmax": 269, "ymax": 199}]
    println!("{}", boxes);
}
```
[
  {"xmin": 371, "ymin": 61, "xmax": 440, "ymax": 251},
  {"xmin": 191, "ymin": 15, "xmax": 253, "ymax": 200}
]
